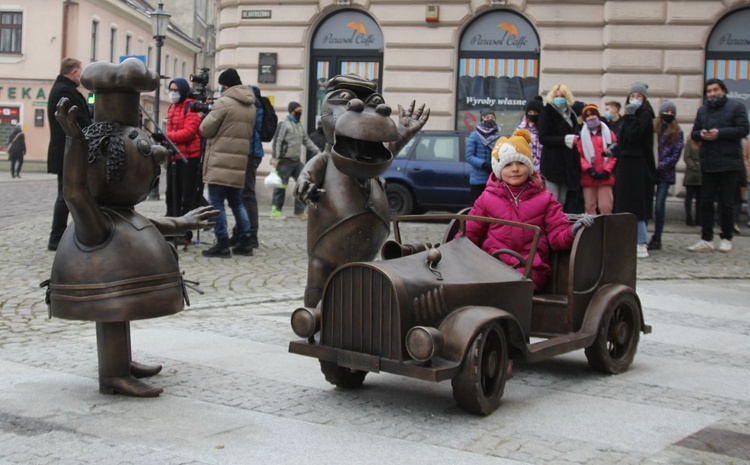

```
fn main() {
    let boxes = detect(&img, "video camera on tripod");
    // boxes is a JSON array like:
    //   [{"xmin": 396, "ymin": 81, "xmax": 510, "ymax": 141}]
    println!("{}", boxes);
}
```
[{"xmin": 187, "ymin": 67, "xmax": 214, "ymax": 114}]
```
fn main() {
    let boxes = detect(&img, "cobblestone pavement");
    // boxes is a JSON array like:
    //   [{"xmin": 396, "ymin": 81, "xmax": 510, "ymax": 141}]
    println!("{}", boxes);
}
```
[{"xmin": 1, "ymin": 172, "xmax": 749, "ymax": 464}]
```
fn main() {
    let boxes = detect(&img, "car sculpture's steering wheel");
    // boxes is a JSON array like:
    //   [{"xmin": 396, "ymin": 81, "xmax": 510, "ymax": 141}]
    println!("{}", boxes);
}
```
[{"xmin": 491, "ymin": 248, "xmax": 527, "ymax": 270}]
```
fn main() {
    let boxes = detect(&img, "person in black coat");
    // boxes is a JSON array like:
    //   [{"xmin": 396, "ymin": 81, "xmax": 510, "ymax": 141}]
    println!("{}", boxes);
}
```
[
  {"xmin": 6, "ymin": 123, "xmax": 25, "ymax": 178},
  {"xmin": 687, "ymin": 78, "xmax": 750, "ymax": 253},
  {"xmin": 613, "ymin": 81, "xmax": 656, "ymax": 259},
  {"xmin": 46, "ymin": 58, "xmax": 92, "ymax": 251},
  {"xmin": 538, "ymin": 84, "xmax": 581, "ymax": 212}
]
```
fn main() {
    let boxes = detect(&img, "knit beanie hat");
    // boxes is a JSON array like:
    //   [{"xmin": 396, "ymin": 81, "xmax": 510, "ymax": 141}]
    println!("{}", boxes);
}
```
[
  {"xmin": 629, "ymin": 81, "xmax": 649, "ymax": 98},
  {"xmin": 288, "ymin": 101, "xmax": 302, "ymax": 113},
  {"xmin": 491, "ymin": 129, "xmax": 534, "ymax": 178},
  {"xmin": 581, "ymin": 104, "xmax": 600, "ymax": 119},
  {"xmin": 525, "ymin": 95, "xmax": 544, "ymax": 113},
  {"xmin": 218, "ymin": 68, "xmax": 242, "ymax": 87},
  {"xmin": 480, "ymin": 108, "xmax": 496, "ymax": 118},
  {"xmin": 658, "ymin": 100, "xmax": 676, "ymax": 115}
]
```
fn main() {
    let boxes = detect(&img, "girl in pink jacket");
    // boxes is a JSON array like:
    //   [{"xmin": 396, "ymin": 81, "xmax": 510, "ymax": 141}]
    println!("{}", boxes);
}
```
[
  {"xmin": 462, "ymin": 129, "xmax": 594, "ymax": 291},
  {"xmin": 575, "ymin": 104, "xmax": 618, "ymax": 215}
]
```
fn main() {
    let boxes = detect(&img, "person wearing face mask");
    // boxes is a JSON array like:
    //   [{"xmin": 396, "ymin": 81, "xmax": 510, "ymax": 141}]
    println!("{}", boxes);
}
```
[
  {"xmin": 466, "ymin": 108, "xmax": 502, "ymax": 201},
  {"xmin": 575, "ymin": 104, "xmax": 617, "ymax": 215},
  {"xmin": 516, "ymin": 96, "xmax": 544, "ymax": 172},
  {"xmin": 613, "ymin": 81, "xmax": 656, "ymax": 259},
  {"xmin": 688, "ymin": 78, "xmax": 750, "ymax": 253},
  {"xmin": 538, "ymin": 84, "xmax": 582, "ymax": 211},
  {"xmin": 270, "ymin": 102, "xmax": 321, "ymax": 218},
  {"xmin": 648, "ymin": 100, "xmax": 684, "ymax": 251},
  {"xmin": 46, "ymin": 57, "xmax": 92, "ymax": 251},
  {"xmin": 604, "ymin": 101, "xmax": 624, "ymax": 137},
  {"xmin": 164, "ymin": 78, "xmax": 204, "ymax": 229}
]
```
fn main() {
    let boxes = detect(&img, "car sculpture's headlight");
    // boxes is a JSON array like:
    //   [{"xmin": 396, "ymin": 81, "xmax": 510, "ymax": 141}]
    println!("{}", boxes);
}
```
[
  {"xmin": 291, "ymin": 307, "xmax": 321, "ymax": 339},
  {"xmin": 405, "ymin": 326, "xmax": 444, "ymax": 362}
]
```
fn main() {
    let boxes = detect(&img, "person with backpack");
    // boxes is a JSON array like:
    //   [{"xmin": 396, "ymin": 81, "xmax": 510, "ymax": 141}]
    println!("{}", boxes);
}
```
[
  {"xmin": 270, "ymin": 101, "xmax": 320, "ymax": 219},
  {"xmin": 231, "ymin": 85, "xmax": 268, "ymax": 253}
]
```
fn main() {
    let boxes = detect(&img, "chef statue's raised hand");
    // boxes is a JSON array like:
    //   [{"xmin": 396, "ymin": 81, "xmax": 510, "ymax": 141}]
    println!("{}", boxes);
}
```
[{"xmin": 45, "ymin": 58, "xmax": 217, "ymax": 397}]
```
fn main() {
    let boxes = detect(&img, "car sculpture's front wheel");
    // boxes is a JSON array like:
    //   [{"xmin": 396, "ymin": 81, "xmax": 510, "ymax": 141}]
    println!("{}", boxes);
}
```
[
  {"xmin": 386, "ymin": 183, "xmax": 414, "ymax": 216},
  {"xmin": 319, "ymin": 360, "xmax": 367, "ymax": 388},
  {"xmin": 585, "ymin": 292, "xmax": 641, "ymax": 374},
  {"xmin": 451, "ymin": 322, "xmax": 508, "ymax": 416}
]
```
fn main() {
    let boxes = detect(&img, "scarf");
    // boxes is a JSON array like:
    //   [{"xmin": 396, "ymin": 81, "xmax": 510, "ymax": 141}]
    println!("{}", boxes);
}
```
[
  {"xmin": 475, "ymin": 124, "xmax": 500, "ymax": 148},
  {"xmin": 551, "ymin": 103, "xmax": 575, "ymax": 128},
  {"xmin": 580, "ymin": 122, "xmax": 613, "ymax": 165}
]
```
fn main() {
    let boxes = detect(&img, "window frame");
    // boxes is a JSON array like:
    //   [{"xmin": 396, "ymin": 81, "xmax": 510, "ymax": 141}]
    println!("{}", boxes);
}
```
[
  {"xmin": 0, "ymin": 10, "xmax": 23, "ymax": 55},
  {"xmin": 90, "ymin": 19, "xmax": 99, "ymax": 62}
]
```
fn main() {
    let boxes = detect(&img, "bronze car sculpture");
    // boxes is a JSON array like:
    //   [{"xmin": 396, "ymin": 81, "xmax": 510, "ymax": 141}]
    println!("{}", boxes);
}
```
[
  {"xmin": 294, "ymin": 74, "xmax": 429, "ymax": 308},
  {"xmin": 43, "ymin": 58, "xmax": 218, "ymax": 397},
  {"xmin": 289, "ymin": 212, "xmax": 650, "ymax": 415}
]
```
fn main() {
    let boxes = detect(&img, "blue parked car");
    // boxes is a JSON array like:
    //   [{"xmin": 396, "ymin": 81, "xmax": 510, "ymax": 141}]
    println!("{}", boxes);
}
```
[{"xmin": 384, "ymin": 130, "xmax": 472, "ymax": 216}]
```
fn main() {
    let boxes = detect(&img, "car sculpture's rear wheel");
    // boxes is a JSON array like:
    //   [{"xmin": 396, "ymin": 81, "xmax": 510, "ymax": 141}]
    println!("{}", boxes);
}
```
[
  {"xmin": 319, "ymin": 360, "xmax": 367, "ymax": 388},
  {"xmin": 451, "ymin": 323, "xmax": 508, "ymax": 416},
  {"xmin": 585, "ymin": 292, "xmax": 641, "ymax": 374},
  {"xmin": 386, "ymin": 183, "xmax": 414, "ymax": 216}
]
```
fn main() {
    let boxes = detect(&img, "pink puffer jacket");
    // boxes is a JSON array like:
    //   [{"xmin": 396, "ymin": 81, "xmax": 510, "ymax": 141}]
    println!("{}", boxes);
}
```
[{"xmin": 461, "ymin": 175, "xmax": 574, "ymax": 291}]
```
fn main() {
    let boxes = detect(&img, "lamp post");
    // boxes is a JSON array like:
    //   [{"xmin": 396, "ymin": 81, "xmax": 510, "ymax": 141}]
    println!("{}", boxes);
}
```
[{"xmin": 150, "ymin": 2, "xmax": 170, "ymax": 133}]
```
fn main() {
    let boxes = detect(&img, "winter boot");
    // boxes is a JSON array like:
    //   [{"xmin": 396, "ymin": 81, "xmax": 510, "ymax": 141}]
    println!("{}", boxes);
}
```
[
  {"xmin": 232, "ymin": 236, "xmax": 254, "ymax": 256},
  {"xmin": 202, "ymin": 237, "xmax": 231, "ymax": 258},
  {"xmin": 647, "ymin": 236, "xmax": 662, "ymax": 251},
  {"xmin": 248, "ymin": 234, "xmax": 259, "ymax": 250}
]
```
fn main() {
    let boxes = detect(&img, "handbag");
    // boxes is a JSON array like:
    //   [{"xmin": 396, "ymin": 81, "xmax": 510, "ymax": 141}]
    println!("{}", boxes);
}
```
[{"xmin": 264, "ymin": 170, "xmax": 283, "ymax": 189}]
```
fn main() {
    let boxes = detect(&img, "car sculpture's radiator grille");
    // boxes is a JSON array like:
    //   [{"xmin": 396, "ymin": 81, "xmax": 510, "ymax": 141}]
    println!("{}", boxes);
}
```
[
  {"xmin": 321, "ymin": 266, "xmax": 401, "ymax": 360},
  {"xmin": 413, "ymin": 285, "xmax": 448, "ymax": 326}
]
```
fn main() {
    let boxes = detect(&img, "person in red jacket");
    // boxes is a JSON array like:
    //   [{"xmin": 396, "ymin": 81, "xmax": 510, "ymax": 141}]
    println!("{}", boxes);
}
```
[
  {"xmin": 165, "ymin": 78, "xmax": 204, "ymax": 219},
  {"xmin": 461, "ymin": 129, "xmax": 594, "ymax": 292},
  {"xmin": 575, "ymin": 104, "xmax": 618, "ymax": 215}
]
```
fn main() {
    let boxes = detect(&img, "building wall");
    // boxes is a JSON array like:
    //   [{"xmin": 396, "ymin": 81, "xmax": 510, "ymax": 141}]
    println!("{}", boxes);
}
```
[
  {"xmin": 213, "ymin": 0, "xmax": 749, "ymax": 130},
  {"xmin": 0, "ymin": 0, "xmax": 201, "ymax": 162}
]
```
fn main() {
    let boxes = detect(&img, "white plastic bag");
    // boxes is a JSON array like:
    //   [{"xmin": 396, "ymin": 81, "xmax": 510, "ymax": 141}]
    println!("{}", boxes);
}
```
[{"xmin": 264, "ymin": 170, "xmax": 283, "ymax": 189}]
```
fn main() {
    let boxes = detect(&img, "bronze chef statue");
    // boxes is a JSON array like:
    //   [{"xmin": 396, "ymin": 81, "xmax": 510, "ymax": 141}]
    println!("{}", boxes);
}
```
[
  {"xmin": 295, "ymin": 74, "xmax": 429, "ymax": 308},
  {"xmin": 45, "ymin": 58, "xmax": 218, "ymax": 397}
]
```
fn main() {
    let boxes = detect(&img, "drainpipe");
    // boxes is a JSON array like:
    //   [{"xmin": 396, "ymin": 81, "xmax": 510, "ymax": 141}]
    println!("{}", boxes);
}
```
[{"xmin": 61, "ymin": 0, "xmax": 71, "ymax": 58}]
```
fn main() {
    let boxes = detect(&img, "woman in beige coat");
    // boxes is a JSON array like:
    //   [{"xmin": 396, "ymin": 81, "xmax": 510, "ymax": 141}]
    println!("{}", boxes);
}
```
[{"xmin": 199, "ymin": 68, "xmax": 256, "ymax": 257}]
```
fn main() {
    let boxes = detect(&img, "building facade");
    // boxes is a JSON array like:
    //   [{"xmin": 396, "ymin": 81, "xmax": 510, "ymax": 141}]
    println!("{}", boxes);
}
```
[
  {"xmin": 213, "ymin": 0, "xmax": 750, "ymax": 143},
  {"xmin": 0, "ymin": 0, "xmax": 201, "ymax": 163}
]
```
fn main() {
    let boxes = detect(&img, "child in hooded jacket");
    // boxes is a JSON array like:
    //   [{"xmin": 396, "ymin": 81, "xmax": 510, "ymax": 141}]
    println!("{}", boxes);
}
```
[
  {"xmin": 461, "ymin": 129, "xmax": 594, "ymax": 292},
  {"xmin": 575, "ymin": 104, "xmax": 617, "ymax": 215}
]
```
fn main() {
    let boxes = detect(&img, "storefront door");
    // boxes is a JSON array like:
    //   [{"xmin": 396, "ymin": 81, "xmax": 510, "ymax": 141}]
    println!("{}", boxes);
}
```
[{"xmin": 308, "ymin": 10, "xmax": 384, "ymax": 134}]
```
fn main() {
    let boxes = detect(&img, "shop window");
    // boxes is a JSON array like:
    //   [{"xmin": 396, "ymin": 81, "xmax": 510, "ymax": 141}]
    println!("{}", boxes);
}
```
[
  {"xmin": 706, "ymin": 8, "xmax": 750, "ymax": 112},
  {"xmin": 308, "ymin": 9, "xmax": 383, "ymax": 132},
  {"xmin": 0, "ymin": 105, "xmax": 21, "ymax": 147},
  {"xmin": 0, "ymin": 11, "xmax": 22, "ymax": 54},
  {"xmin": 456, "ymin": 11, "xmax": 540, "ymax": 134}
]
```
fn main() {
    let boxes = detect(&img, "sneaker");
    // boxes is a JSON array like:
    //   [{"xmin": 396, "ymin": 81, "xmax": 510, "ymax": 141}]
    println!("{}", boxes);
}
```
[
  {"xmin": 270, "ymin": 206, "xmax": 285, "ymax": 219},
  {"xmin": 637, "ymin": 243, "xmax": 649, "ymax": 258},
  {"xmin": 293, "ymin": 212, "xmax": 308, "ymax": 220},
  {"xmin": 719, "ymin": 239, "xmax": 732, "ymax": 253},
  {"xmin": 687, "ymin": 240, "xmax": 715, "ymax": 252}
]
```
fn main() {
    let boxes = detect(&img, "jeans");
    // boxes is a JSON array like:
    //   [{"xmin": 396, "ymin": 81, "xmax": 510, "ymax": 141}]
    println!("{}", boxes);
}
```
[
  {"xmin": 242, "ymin": 157, "xmax": 262, "ymax": 238},
  {"xmin": 49, "ymin": 173, "xmax": 69, "ymax": 247},
  {"xmin": 700, "ymin": 171, "xmax": 741, "ymax": 241},
  {"xmin": 685, "ymin": 185, "xmax": 701, "ymax": 223},
  {"xmin": 272, "ymin": 158, "xmax": 305, "ymax": 215},
  {"xmin": 10, "ymin": 157, "xmax": 23, "ymax": 176},
  {"xmin": 208, "ymin": 184, "xmax": 250, "ymax": 240},
  {"xmin": 637, "ymin": 220, "xmax": 648, "ymax": 245},
  {"xmin": 653, "ymin": 181, "xmax": 670, "ymax": 241},
  {"xmin": 546, "ymin": 181, "xmax": 568, "ymax": 206}
]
